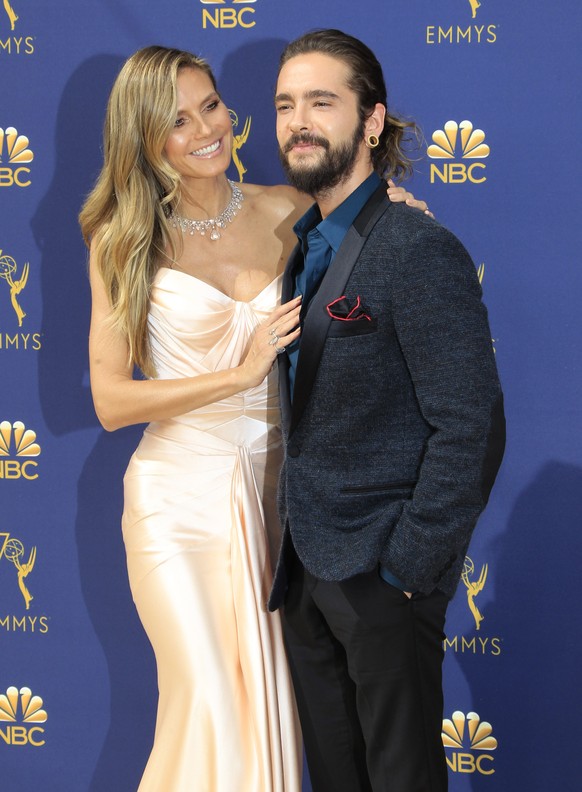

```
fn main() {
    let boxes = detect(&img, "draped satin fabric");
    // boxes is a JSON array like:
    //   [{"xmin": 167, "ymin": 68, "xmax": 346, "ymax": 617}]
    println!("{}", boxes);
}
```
[{"xmin": 122, "ymin": 268, "xmax": 302, "ymax": 792}]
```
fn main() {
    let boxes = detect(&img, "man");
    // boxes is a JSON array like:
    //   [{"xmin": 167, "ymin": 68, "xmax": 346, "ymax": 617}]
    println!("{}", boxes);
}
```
[{"xmin": 268, "ymin": 29, "xmax": 505, "ymax": 792}]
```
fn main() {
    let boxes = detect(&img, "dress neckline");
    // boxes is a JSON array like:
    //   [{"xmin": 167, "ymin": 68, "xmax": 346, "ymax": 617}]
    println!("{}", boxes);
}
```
[{"xmin": 155, "ymin": 266, "xmax": 282, "ymax": 304}]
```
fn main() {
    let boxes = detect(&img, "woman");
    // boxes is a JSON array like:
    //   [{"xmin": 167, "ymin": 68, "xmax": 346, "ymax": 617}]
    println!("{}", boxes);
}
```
[{"xmin": 79, "ymin": 46, "xmax": 428, "ymax": 792}]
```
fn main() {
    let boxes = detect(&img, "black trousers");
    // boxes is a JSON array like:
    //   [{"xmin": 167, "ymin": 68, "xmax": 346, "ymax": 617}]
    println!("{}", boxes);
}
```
[{"xmin": 282, "ymin": 556, "xmax": 449, "ymax": 792}]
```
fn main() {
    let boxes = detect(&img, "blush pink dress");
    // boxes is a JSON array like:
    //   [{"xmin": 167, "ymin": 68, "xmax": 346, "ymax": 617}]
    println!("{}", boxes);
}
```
[{"xmin": 122, "ymin": 268, "xmax": 301, "ymax": 792}]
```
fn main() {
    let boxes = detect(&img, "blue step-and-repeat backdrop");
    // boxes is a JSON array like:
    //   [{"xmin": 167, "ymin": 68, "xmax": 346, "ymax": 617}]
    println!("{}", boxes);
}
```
[{"xmin": 1, "ymin": 1, "xmax": 580, "ymax": 790}]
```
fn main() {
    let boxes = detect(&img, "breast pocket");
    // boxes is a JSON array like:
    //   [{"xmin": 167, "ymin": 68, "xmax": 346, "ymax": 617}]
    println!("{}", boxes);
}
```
[{"xmin": 327, "ymin": 317, "xmax": 378, "ymax": 338}]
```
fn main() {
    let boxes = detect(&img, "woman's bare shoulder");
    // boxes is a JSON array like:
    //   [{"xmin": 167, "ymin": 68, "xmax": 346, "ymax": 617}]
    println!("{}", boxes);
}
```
[{"xmin": 240, "ymin": 182, "xmax": 311, "ymax": 223}]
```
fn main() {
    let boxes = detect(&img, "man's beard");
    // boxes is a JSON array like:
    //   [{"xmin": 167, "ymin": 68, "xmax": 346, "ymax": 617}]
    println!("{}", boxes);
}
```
[{"xmin": 279, "ymin": 119, "xmax": 365, "ymax": 197}]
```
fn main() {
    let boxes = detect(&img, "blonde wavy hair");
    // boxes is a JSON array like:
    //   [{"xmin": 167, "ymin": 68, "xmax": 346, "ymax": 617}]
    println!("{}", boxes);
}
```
[{"xmin": 79, "ymin": 46, "xmax": 217, "ymax": 378}]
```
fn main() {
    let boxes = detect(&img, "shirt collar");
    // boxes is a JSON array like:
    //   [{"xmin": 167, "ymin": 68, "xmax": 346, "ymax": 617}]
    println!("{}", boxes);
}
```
[{"xmin": 293, "ymin": 172, "xmax": 382, "ymax": 253}]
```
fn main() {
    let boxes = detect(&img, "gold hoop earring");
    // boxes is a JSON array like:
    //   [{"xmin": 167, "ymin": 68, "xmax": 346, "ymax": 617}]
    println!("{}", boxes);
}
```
[{"xmin": 366, "ymin": 134, "xmax": 379, "ymax": 149}]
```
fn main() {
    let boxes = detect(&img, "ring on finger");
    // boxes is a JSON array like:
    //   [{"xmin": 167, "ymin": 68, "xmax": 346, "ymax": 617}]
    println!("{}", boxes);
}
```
[
  {"xmin": 275, "ymin": 346, "xmax": 285, "ymax": 354},
  {"xmin": 268, "ymin": 335, "xmax": 280, "ymax": 346},
  {"xmin": 269, "ymin": 327, "xmax": 278, "ymax": 337}
]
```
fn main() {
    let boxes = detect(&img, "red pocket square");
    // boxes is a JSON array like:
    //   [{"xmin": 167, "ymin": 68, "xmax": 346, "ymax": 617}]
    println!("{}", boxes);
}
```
[{"xmin": 326, "ymin": 295, "xmax": 371, "ymax": 322}]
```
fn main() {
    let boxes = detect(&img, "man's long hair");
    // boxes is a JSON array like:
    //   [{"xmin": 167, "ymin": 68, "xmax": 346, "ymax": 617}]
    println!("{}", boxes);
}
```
[{"xmin": 278, "ymin": 29, "xmax": 419, "ymax": 181}]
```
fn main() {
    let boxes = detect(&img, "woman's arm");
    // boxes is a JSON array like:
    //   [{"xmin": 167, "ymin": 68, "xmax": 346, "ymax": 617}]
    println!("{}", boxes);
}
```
[
  {"xmin": 88, "ymin": 248, "xmax": 300, "ymax": 431},
  {"xmin": 276, "ymin": 180, "xmax": 433, "ymax": 218},
  {"xmin": 386, "ymin": 179, "xmax": 433, "ymax": 217}
]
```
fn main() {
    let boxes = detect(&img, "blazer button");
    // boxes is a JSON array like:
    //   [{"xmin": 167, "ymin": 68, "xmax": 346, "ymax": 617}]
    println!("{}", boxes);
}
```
[{"xmin": 288, "ymin": 444, "xmax": 300, "ymax": 458}]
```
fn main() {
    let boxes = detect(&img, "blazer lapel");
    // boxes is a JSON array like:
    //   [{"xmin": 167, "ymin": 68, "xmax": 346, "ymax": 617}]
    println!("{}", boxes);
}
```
[
  {"xmin": 279, "ymin": 243, "xmax": 302, "ymax": 433},
  {"xmin": 290, "ymin": 183, "xmax": 392, "ymax": 437},
  {"xmin": 281, "ymin": 243, "xmax": 301, "ymax": 303}
]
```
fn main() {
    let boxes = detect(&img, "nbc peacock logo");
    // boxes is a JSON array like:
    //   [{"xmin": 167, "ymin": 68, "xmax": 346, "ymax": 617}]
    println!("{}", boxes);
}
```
[
  {"xmin": 442, "ymin": 710, "xmax": 497, "ymax": 775},
  {"xmin": 0, "ymin": 686, "xmax": 47, "ymax": 746},
  {"xmin": 427, "ymin": 120, "xmax": 489, "ymax": 184},
  {"xmin": 0, "ymin": 420, "xmax": 41, "ymax": 480},
  {"xmin": 200, "ymin": 0, "xmax": 257, "ymax": 30},
  {"xmin": 0, "ymin": 127, "xmax": 34, "ymax": 187}
]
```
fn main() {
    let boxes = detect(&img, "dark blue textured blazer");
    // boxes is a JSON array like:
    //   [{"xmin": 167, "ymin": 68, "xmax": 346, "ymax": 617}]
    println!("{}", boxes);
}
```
[{"xmin": 268, "ymin": 183, "xmax": 505, "ymax": 610}]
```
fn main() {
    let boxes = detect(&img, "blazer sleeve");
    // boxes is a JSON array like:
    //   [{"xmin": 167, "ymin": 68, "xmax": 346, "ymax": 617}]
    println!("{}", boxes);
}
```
[{"xmin": 380, "ymin": 223, "xmax": 505, "ymax": 595}]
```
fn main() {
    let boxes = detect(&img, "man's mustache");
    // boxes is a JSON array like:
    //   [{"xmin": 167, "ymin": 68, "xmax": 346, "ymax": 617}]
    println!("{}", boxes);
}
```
[{"xmin": 283, "ymin": 134, "xmax": 330, "ymax": 154}]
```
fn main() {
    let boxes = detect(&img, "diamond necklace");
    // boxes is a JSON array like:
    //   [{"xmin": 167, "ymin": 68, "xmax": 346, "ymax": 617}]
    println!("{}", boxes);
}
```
[{"xmin": 170, "ymin": 179, "xmax": 244, "ymax": 241}]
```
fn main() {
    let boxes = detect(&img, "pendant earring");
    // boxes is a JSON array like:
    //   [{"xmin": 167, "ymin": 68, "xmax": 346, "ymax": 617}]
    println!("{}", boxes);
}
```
[{"xmin": 366, "ymin": 134, "xmax": 380, "ymax": 149}]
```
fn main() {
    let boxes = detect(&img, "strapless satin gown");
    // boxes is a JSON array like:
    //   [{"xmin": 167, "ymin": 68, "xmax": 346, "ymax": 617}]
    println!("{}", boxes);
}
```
[{"xmin": 122, "ymin": 268, "xmax": 302, "ymax": 792}]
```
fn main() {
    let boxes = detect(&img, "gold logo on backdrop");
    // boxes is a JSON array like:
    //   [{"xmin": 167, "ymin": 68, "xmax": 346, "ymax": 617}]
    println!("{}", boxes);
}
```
[
  {"xmin": 200, "ymin": 0, "xmax": 257, "ymax": 29},
  {"xmin": 2, "ymin": 0, "xmax": 18, "ymax": 31},
  {"xmin": 426, "ymin": 2, "xmax": 496, "ymax": 45},
  {"xmin": 1, "ymin": 3, "xmax": 34, "ymax": 55},
  {"xmin": 0, "ymin": 127, "xmax": 33, "ymax": 164},
  {"xmin": 428, "ymin": 121, "xmax": 489, "ymax": 184},
  {"xmin": 442, "ymin": 711, "xmax": 497, "ymax": 751},
  {"xmin": 0, "ymin": 687, "xmax": 47, "ymax": 746},
  {"xmin": 0, "ymin": 249, "xmax": 29, "ymax": 326},
  {"xmin": 0, "ymin": 533, "xmax": 36, "ymax": 610},
  {"xmin": 0, "ymin": 128, "xmax": 34, "ymax": 186},
  {"xmin": 0, "ymin": 421, "xmax": 41, "ymax": 480},
  {"xmin": 0, "ymin": 421, "xmax": 40, "ymax": 457},
  {"xmin": 0, "ymin": 687, "xmax": 47, "ymax": 724},
  {"xmin": 428, "ymin": 120, "xmax": 490, "ymax": 159},
  {"xmin": 426, "ymin": 1, "xmax": 496, "ymax": 45},
  {"xmin": 467, "ymin": 0, "xmax": 481, "ymax": 18},
  {"xmin": 443, "ymin": 551, "xmax": 501, "ymax": 655},
  {"xmin": 442, "ymin": 711, "xmax": 497, "ymax": 775},
  {"xmin": 229, "ymin": 109, "xmax": 251, "ymax": 182},
  {"xmin": 461, "ymin": 556, "xmax": 487, "ymax": 630}
]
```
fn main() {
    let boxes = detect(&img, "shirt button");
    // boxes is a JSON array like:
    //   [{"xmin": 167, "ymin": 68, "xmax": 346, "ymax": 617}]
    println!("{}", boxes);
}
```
[{"xmin": 288, "ymin": 444, "xmax": 300, "ymax": 458}]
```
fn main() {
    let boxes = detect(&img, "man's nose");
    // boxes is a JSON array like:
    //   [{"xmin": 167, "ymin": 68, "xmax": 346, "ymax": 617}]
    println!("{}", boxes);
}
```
[{"xmin": 289, "ymin": 109, "xmax": 310, "ymax": 133}]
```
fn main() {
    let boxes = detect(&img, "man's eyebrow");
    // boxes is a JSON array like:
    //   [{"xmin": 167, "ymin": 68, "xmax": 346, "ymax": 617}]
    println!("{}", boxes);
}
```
[{"xmin": 274, "ymin": 89, "xmax": 341, "ymax": 103}]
